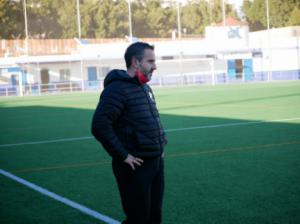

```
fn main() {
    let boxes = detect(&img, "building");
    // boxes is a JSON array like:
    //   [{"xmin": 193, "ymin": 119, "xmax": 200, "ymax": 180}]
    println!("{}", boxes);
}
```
[{"xmin": 0, "ymin": 19, "xmax": 299, "ymax": 96}]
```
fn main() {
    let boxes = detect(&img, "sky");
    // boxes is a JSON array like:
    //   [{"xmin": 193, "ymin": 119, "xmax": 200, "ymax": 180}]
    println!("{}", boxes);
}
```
[
  {"xmin": 227, "ymin": 0, "xmax": 245, "ymax": 18},
  {"xmin": 227, "ymin": 0, "xmax": 244, "ymax": 10},
  {"xmin": 179, "ymin": 0, "xmax": 245, "ymax": 16},
  {"xmin": 177, "ymin": 0, "xmax": 246, "ymax": 19},
  {"xmin": 179, "ymin": 0, "xmax": 244, "ymax": 10}
]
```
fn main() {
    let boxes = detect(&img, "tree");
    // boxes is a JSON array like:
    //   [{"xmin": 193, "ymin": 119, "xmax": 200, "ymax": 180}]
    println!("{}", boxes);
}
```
[
  {"xmin": 25, "ymin": 0, "xmax": 62, "ymax": 38},
  {"xmin": 80, "ymin": 0, "xmax": 99, "ymax": 38},
  {"xmin": 112, "ymin": 0, "xmax": 129, "ymax": 38},
  {"xmin": 288, "ymin": 7, "xmax": 300, "ymax": 26},
  {"xmin": 242, "ymin": 0, "xmax": 300, "ymax": 31},
  {"xmin": 180, "ymin": 0, "xmax": 238, "ymax": 36},
  {"xmin": 0, "ymin": 0, "xmax": 240, "ymax": 39},
  {"xmin": 269, "ymin": 0, "xmax": 298, "ymax": 28},
  {"xmin": 142, "ymin": 0, "xmax": 176, "ymax": 37},
  {"xmin": 0, "ymin": 0, "xmax": 23, "ymax": 39},
  {"xmin": 53, "ymin": 0, "xmax": 78, "ymax": 38},
  {"xmin": 181, "ymin": 1, "xmax": 210, "ymax": 36},
  {"xmin": 131, "ymin": 0, "xmax": 151, "ymax": 37},
  {"xmin": 242, "ymin": 0, "xmax": 265, "ymax": 31},
  {"xmin": 94, "ymin": 0, "xmax": 128, "ymax": 38}
]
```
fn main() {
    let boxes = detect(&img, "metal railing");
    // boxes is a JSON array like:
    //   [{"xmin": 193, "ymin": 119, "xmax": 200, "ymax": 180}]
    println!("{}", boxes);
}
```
[{"xmin": 1, "ymin": 71, "xmax": 299, "ymax": 97}]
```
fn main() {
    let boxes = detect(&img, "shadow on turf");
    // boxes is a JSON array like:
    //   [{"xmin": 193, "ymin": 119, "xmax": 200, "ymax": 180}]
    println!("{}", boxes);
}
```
[{"xmin": 1, "ymin": 104, "xmax": 300, "ymax": 147}]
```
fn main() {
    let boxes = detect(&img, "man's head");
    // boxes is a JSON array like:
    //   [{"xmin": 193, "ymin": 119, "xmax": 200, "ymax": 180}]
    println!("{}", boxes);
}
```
[{"xmin": 124, "ymin": 42, "xmax": 157, "ymax": 83}]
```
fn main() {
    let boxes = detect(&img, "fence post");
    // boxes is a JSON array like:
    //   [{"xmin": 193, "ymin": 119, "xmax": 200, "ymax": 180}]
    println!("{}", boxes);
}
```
[
  {"xmin": 38, "ymin": 84, "xmax": 41, "ymax": 96},
  {"xmin": 159, "ymin": 75, "xmax": 162, "ymax": 87},
  {"xmin": 18, "ymin": 71, "xmax": 23, "ymax": 96},
  {"xmin": 211, "ymin": 58, "xmax": 216, "ymax": 85},
  {"xmin": 297, "ymin": 37, "xmax": 300, "ymax": 80}
]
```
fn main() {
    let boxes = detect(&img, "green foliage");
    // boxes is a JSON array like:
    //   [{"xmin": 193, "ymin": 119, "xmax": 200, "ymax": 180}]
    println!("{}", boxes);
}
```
[
  {"xmin": 145, "ymin": 0, "xmax": 174, "ymax": 37},
  {"xmin": 81, "ymin": 1, "xmax": 99, "ymax": 38},
  {"xmin": 269, "ymin": 0, "xmax": 295, "ymax": 28},
  {"xmin": 242, "ymin": 0, "xmax": 265, "ymax": 31},
  {"xmin": 92, "ymin": 0, "xmax": 128, "ymax": 38},
  {"xmin": 131, "ymin": 0, "xmax": 176, "ymax": 38},
  {"xmin": 0, "ymin": 0, "xmax": 23, "ymax": 39},
  {"xmin": 26, "ymin": 0, "xmax": 62, "ymax": 38},
  {"xmin": 55, "ymin": 0, "xmax": 78, "ymax": 38},
  {"xmin": 181, "ymin": 1, "xmax": 210, "ymax": 35},
  {"xmin": 94, "ymin": 0, "xmax": 114, "ymax": 37},
  {"xmin": 288, "ymin": 7, "xmax": 300, "ymax": 26},
  {"xmin": 242, "ymin": 0, "xmax": 300, "ymax": 31},
  {"xmin": 1, "ymin": 0, "xmax": 239, "ymax": 39},
  {"xmin": 113, "ymin": 0, "xmax": 129, "ymax": 37}
]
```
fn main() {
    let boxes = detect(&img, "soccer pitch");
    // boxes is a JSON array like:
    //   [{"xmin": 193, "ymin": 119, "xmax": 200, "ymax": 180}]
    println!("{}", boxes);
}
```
[{"xmin": 1, "ymin": 81, "xmax": 300, "ymax": 224}]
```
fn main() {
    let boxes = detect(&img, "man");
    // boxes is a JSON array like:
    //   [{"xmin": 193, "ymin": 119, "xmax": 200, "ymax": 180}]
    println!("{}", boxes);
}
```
[{"xmin": 91, "ymin": 42, "xmax": 167, "ymax": 224}]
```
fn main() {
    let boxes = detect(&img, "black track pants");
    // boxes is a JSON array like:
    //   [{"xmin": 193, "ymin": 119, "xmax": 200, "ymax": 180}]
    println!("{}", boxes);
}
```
[{"xmin": 112, "ymin": 156, "xmax": 164, "ymax": 224}]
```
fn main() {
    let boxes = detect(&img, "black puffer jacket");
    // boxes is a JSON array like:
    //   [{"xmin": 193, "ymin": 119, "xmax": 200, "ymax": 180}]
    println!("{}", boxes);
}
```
[{"xmin": 91, "ymin": 69, "xmax": 166, "ymax": 161}]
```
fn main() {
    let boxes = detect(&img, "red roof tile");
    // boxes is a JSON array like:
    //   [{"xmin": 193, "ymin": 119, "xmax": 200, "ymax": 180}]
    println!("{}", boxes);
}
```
[{"xmin": 215, "ymin": 17, "xmax": 248, "ymax": 26}]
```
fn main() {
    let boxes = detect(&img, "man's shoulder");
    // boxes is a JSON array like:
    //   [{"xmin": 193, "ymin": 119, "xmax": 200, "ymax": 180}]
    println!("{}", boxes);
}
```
[
  {"xmin": 105, "ymin": 79, "xmax": 136, "ymax": 90},
  {"xmin": 142, "ymin": 83, "xmax": 153, "ymax": 92},
  {"xmin": 102, "ymin": 79, "xmax": 141, "ymax": 98}
]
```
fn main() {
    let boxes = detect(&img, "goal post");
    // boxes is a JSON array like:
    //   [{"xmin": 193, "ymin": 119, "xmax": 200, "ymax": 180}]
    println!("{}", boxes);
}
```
[{"xmin": 152, "ymin": 57, "xmax": 224, "ymax": 86}]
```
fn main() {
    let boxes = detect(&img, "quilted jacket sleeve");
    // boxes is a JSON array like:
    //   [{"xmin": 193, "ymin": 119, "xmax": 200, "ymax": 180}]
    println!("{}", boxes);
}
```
[{"xmin": 91, "ymin": 83, "xmax": 128, "ymax": 161}]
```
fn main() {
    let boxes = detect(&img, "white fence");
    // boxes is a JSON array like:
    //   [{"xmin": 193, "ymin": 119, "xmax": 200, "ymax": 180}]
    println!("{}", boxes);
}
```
[
  {"xmin": 1, "ymin": 71, "xmax": 299, "ymax": 97},
  {"xmin": 1, "ymin": 51, "xmax": 300, "ymax": 97}
]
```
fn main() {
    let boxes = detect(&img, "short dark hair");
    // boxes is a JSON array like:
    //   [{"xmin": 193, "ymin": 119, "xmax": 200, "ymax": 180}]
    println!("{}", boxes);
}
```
[{"xmin": 124, "ymin": 42, "xmax": 154, "ymax": 69}]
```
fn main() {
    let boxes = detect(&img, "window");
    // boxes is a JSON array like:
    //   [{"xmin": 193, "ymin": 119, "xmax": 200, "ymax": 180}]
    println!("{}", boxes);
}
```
[
  {"xmin": 88, "ymin": 67, "xmax": 97, "ymax": 81},
  {"xmin": 99, "ymin": 66, "xmax": 110, "ymax": 77},
  {"xmin": 59, "ymin": 69, "xmax": 70, "ymax": 81}
]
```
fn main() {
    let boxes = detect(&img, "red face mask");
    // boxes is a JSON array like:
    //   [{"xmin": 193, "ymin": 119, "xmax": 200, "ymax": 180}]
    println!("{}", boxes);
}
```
[{"xmin": 135, "ymin": 69, "xmax": 149, "ymax": 84}]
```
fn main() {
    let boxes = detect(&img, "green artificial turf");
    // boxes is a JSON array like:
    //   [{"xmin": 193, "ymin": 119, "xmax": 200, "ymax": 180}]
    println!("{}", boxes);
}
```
[{"xmin": 1, "ymin": 81, "xmax": 300, "ymax": 223}]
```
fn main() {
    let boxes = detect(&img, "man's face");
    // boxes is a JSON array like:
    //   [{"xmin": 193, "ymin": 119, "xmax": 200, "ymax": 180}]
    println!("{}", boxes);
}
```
[{"xmin": 137, "ymin": 49, "xmax": 157, "ymax": 81}]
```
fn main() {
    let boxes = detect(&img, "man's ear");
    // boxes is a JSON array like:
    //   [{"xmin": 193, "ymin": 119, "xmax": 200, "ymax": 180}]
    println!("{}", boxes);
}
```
[{"xmin": 132, "ymin": 57, "xmax": 140, "ymax": 69}]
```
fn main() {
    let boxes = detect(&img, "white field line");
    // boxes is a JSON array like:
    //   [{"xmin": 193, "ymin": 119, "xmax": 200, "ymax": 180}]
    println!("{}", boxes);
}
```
[
  {"xmin": 166, "ymin": 117, "xmax": 300, "ymax": 132},
  {"xmin": 0, "ymin": 117, "xmax": 299, "ymax": 148},
  {"xmin": 0, "ymin": 136, "xmax": 92, "ymax": 148},
  {"xmin": 0, "ymin": 169, "xmax": 120, "ymax": 224}
]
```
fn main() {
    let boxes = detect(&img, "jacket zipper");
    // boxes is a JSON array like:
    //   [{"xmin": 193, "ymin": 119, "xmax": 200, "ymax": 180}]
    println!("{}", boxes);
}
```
[{"xmin": 141, "ymin": 86, "xmax": 163, "ymax": 152}]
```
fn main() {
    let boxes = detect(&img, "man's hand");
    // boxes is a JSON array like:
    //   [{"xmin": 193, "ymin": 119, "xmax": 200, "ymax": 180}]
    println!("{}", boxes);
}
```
[{"xmin": 124, "ymin": 154, "xmax": 144, "ymax": 170}]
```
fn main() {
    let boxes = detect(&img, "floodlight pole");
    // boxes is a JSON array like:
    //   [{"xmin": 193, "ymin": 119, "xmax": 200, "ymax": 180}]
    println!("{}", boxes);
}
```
[
  {"xmin": 222, "ymin": 0, "xmax": 226, "ymax": 26},
  {"xmin": 23, "ymin": 0, "xmax": 29, "ymax": 55},
  {"xmin": 176, "ymin": 0, "xmax": 183, "ymax": 82},
  {"xmin": 21, "ymin": 0, "xmax": 30, "ymax": 97},
  {"xmin": 177, "ymin": 0, "xmax": 182, "ymax": 39},
  {"xmin": 76, "ymin": 0, "xmax": 81, "ymax": 39},
  {"xmin": 266, "ymin": 0, "xmax": 272, "ymax": 81},
  {"xmin": 297, "ymin": 38, "xmax": 300, "ymax": 79},
  {"xmin": 266, "ymin": 0, "xmax": 270, "ymax": 31},
  {"xmin": 76, "ymin": 0, "xmax": 84, "ymax": 90},
  {"xmin": 128, "ymin": 0, "xmax": 133, "ymax": 41},
  {"xmin": 208, "ymin": 0, "xmax": 212, "ymax": 25}
]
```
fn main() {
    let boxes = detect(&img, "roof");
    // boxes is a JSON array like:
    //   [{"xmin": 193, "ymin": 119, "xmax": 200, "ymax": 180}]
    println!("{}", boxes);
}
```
[{"xmin": 215, "ymin": 17, "xmax": 248, "ymax": 27}]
